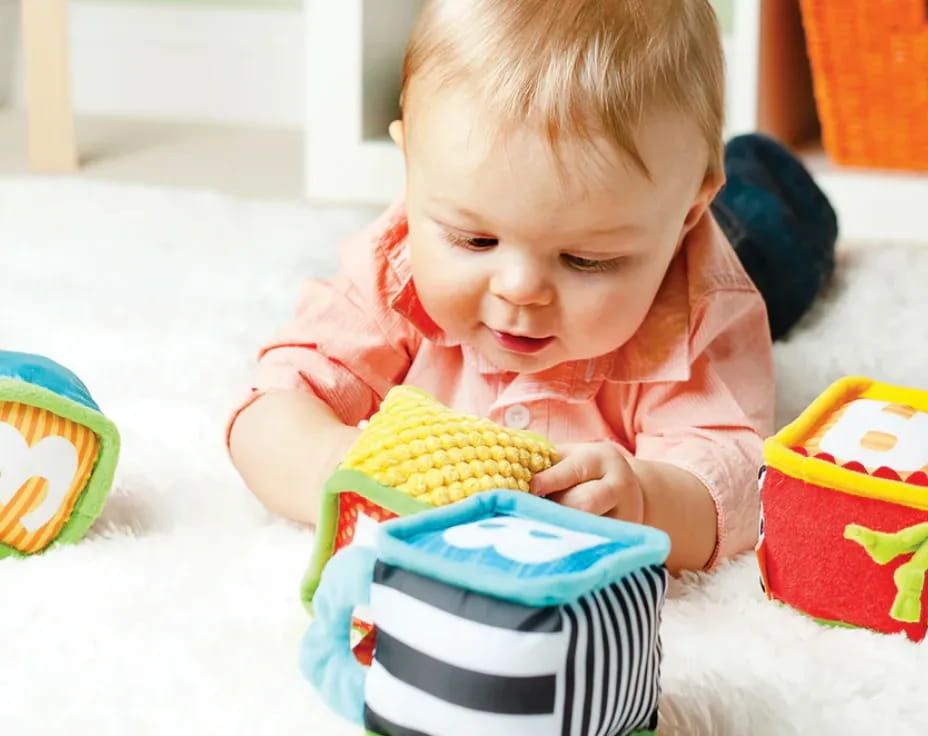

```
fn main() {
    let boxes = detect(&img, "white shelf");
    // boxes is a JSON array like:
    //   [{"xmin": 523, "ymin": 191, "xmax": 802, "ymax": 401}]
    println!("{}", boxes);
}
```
[
  {"xmin": 304, "ymin": 0, "xmax": 422, "ymax": 204},
  {"xmin": 302, "ymin": 0, "xmax": 928, "ymax": 248},
  {"xmin": 722, "ymin": 0, "xmax": 762, "ymax": 138}
]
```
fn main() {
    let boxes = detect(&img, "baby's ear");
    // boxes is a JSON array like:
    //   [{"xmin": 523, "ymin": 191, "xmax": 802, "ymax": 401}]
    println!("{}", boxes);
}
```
[
  {"xmin": 389, "ymin": 120, "xmax": 406, "ymax": 154},
  {"xmin": 683, "ymin": 171, "xmax": 725, "ymax": 232}
]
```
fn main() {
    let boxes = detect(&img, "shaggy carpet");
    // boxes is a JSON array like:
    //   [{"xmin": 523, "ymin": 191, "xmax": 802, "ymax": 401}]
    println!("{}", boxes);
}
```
[{"xmin": 2, "ymin": 178, "xmax": 927, "ymax": 735}]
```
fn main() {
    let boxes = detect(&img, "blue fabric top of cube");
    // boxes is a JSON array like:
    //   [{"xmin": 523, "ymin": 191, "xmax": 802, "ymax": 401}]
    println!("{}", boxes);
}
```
[
  {"xmin": 376, "ymin": 490, "xmax": 670, "ymax": 607},
  {"xmin": 0, "ymin": 351, "xmax": 100, "ymax": 411}
]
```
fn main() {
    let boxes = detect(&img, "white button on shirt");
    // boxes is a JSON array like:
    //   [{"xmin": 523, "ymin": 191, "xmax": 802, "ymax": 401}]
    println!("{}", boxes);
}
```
[{"xmin": 503, "ymin": 403, "xmax": 531, "ymax": 430}]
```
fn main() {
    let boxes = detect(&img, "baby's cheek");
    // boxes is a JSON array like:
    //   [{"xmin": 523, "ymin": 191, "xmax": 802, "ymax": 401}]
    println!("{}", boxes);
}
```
[
  {"xmin": 417, "ymin": 254, "xmax": 481, "ymax": 302},
  {"xmin": 415, "ymin": 269, "xmax": 482, "ymax": 333},
  {"xmin": 569, "ymin": 293, "xmax": 642, "ymax": 354}
]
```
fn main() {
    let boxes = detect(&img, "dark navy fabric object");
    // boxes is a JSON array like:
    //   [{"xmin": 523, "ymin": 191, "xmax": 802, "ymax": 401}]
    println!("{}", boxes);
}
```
[
  {"xmin": 712, "ymin": 133, "xmax": 838, "ymax": 340},
  {"xmin": 0, "ymin": 351, "xmax": 100, "ymax": 411}
]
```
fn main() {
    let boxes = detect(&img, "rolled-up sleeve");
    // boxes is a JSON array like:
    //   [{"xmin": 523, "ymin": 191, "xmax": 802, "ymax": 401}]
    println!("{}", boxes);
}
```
[
  {"xmin": 632, "ymin": 288, "xmax": 774, "ymax": 567},
  {"xmin": 227, "ymin": 222, "xmax": 417, "ymax": 445}
]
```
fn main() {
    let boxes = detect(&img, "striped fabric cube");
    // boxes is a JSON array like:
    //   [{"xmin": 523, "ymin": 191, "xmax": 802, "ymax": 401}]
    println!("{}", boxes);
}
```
[
  {"xmin": 301, "ymin": 385, "xmax": 559, "ymax": 632},
  {"xmin": 0, "ymin": 352, "xmax": 119, "ymax": 558},
  {"xmin": 302, "ymin": 490, "xmax": 670, "ymax": 736},
  {"xmin": 364, "ymin": 560, "xmax": 667, "ymax": 736}
]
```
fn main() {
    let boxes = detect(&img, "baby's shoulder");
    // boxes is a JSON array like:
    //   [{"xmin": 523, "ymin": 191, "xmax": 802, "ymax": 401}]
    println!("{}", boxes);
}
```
[{"xmin": 334, "ymin": 199, "xmax": 411, "ymax": 300}]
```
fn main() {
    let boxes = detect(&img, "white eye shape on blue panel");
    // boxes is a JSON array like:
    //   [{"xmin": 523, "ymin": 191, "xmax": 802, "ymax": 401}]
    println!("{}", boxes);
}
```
[{"xmin": 442, "ymin": 517, "xmax": 610, "ymax": 564}]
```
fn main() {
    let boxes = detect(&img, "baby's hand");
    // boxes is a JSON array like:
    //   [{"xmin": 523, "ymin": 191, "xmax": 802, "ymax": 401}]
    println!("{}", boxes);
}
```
[{"xmin": 530, "ymin": 441, "xmax": 644, "ymax": 523}]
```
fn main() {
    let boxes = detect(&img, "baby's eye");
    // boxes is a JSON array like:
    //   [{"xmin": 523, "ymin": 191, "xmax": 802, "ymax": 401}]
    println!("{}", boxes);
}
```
[
  {"xmin": 446, "ymin": 232, "xmax": 499, "ymax": 250},
  {"xmin": 562, "ymin": 254, "xmax": 622, "ymax": 272}
]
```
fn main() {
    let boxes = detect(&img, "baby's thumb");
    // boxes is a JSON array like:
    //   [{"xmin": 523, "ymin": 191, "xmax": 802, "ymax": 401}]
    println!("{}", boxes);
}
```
[{"xmin": 529, "ymin": 455, "xmax": 576, "ymax": 497}]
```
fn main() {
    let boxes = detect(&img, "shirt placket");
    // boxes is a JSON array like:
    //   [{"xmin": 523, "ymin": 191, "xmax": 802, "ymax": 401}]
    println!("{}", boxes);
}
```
[
  {"xmin": 488, "ymin": 397, "xmax": 552, "ymax": 437},
  {"xmin": 488, "ymin": 373, "xmax": 598, "ymax": 439}
]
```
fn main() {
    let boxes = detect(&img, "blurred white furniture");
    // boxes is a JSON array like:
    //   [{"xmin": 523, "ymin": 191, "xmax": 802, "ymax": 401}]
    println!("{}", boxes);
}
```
[
  {"xmin": 302, "ymin": 0, "xmax": 805, "ymax": 204},
  {"xmin": 303, "ymin": 0, "xmax": 927, "ymax": 244},
  {"xmin": 304, "ymin": 0, "xmax": 424, "ymax": 203},
  {"xmin": 20, "ymin": 0, "xmax": 78, "ymax": 172}
]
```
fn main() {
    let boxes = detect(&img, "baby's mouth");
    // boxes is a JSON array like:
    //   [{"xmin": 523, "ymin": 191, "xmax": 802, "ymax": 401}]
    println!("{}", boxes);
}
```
[{"xmin": 489, "ymin": 329, "xmax": 555, "ymax": 354}]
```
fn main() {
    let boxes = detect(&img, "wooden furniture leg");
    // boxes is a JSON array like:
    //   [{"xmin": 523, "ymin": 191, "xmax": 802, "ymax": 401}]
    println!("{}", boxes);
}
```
[{"xmin": 20, "ymin": 0, "xmax": 78, "ymax": 172}]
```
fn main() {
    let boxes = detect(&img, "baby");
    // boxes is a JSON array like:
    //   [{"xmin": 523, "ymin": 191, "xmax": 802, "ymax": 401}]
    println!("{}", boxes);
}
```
[{"xmin": 228, "ymin": 0, "xmax": 775, "ymax": 573}]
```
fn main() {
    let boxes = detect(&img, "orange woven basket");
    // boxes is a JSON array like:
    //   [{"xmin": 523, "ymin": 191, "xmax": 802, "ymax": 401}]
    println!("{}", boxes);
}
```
[{"xmin": 799, "ymin": 0, "xmax": 928, "ymax": 171}]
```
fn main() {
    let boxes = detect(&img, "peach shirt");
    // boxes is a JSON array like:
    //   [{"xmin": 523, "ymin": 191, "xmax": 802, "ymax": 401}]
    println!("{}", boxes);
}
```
[{"xmin": 230, "ymin": 201, "xmax": 774, "ymax": 566}]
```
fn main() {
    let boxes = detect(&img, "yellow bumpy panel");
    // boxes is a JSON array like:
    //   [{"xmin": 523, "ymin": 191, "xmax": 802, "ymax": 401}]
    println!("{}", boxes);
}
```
[{"xmin": 341, "ymin": 386, "xmax": 559, "ymax": 506}]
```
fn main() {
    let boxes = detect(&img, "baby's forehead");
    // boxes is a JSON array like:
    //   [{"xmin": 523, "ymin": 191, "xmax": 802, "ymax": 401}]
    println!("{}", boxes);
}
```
[{"xmin": 406, "ymin": 85, "xmax": 707, "ymax": 196}]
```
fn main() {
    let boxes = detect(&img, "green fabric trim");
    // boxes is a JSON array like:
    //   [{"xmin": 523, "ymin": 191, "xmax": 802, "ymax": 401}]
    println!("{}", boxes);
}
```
[
  {"xmin": 300, "ymin": 469, "xmax": 431, "ymax": 613},
  {"xmin": 769, "ymin": 599, "xmax": 859, "ymax": 631},
  {"xmin": 301, "ymin": 479, "xmax": 340, "ymax": 613},
  {"xmin": 776, "ymin": 601, "xmax": 910, "ymax": 633},
  {"xmin": 327, "ymin": 469, "xmax": 436, "ymax": 518},
  {"xmin": 812, "ymin": 616, "xmax": 859, "ymax": 631},
  {"xmin": 768, "ymin": 600, "xmax": 858, "ymax": 631},
  {"xmin": 0, "ymin": 378, "xmax": 120, "ymax": 559}
]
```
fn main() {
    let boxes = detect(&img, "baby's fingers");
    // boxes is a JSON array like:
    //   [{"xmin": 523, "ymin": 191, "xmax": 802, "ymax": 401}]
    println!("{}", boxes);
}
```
[
  {"xmin": 530, "ymin": 445, "xmax": 601, "ymax": 497},
  {"xmin": 548, "ymin": 481, "xmax": 617, "ymax": 516}
]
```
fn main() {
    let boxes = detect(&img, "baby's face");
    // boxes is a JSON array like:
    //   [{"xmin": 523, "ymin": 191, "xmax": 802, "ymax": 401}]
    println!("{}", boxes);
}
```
[{"xmin": 398, "ymin": 83, "xmax": 716, "ymax": 374}]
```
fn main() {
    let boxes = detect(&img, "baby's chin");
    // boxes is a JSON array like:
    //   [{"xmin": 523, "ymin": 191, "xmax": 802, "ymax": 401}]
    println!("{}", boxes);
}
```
[
  {"xmin": 450, "ymin": 324, "xmax": 611, "ymax": 374},
  {"xmin": 474, "ymin": 339, "xmax": 587, "ymax": 376}
]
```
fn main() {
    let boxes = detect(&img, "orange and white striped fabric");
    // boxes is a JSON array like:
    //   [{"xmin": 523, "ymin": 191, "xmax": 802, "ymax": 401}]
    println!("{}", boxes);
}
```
[{"xmin": 0, "ymin": 401, "xmax": 99, "ymax": 554}]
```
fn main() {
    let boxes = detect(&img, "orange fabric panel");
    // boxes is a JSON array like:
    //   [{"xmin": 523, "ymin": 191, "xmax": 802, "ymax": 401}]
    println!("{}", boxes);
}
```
[{"xmin": 0, "ymin": 401, "xmax": 99, "ymax": 553}]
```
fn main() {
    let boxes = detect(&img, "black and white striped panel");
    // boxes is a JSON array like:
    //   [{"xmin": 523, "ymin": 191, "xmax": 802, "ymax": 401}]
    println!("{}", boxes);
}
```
[
  {"xmin": 363, "ymin": 561, "xmax": 667, "ymax": 736},
  {"xmin": 560, "ymin": 565, "xmax": 668, "ymax": 736},
  {"xmin": 364, "ymin": 561, "xmax": 569, "ymax": 736}
]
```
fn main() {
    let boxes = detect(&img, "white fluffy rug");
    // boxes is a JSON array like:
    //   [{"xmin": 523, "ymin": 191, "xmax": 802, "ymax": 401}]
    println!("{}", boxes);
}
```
[{"xmin": 2, "ymin": 178, "xmax": 927, "ymax": 736}]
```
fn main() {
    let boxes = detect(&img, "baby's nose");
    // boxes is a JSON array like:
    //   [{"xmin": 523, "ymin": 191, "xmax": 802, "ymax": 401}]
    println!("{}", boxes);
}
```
[{"xmin": 489, "ymin": 263, "xmax": 554, "ymax": 307}]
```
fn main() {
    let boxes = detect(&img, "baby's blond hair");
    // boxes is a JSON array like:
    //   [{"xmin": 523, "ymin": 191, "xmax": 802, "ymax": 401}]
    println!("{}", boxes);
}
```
[{"xmin": 400, "ymin": 0, "xmax": 725, "ymax": 178}]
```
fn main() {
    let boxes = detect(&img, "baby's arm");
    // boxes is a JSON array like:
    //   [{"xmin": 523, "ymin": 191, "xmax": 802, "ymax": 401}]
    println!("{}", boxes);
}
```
[
  {"xmin": 632, "ymin": 291, "xmax": 775, "ymax": 570},
  {"xmin": 630, "ymin": 455, "xmax": 720, "ymax": 573},
  {"xmin": 226, "ymin": 207, "xmax": 416, "ymax": 525},
  {"xmin": 229, "ymin": 389, "xmax": 360, "ymax": 525}
]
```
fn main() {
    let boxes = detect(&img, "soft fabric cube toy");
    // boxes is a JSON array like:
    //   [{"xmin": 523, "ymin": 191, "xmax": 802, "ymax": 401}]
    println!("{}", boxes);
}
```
[
  {"xmin": 302, "ymin": 385, "xmax": 560, "ymax": 612},
  {"xmin": 302, "ymin": 489, "xmax": 670, "ymax": 736},
  {"xmin": 757, "ymin": 376, "xmax": 928, "ymax": 640},
  {"xmin": 0, "ymin": 351, "xmax": 119, "ymax": 558}
]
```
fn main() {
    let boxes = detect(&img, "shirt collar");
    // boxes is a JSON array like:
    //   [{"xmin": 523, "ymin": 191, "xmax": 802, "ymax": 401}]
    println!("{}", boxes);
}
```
[{"xmin": 378, "ymin": 202, "xmax": 692, "ymax": 399}]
